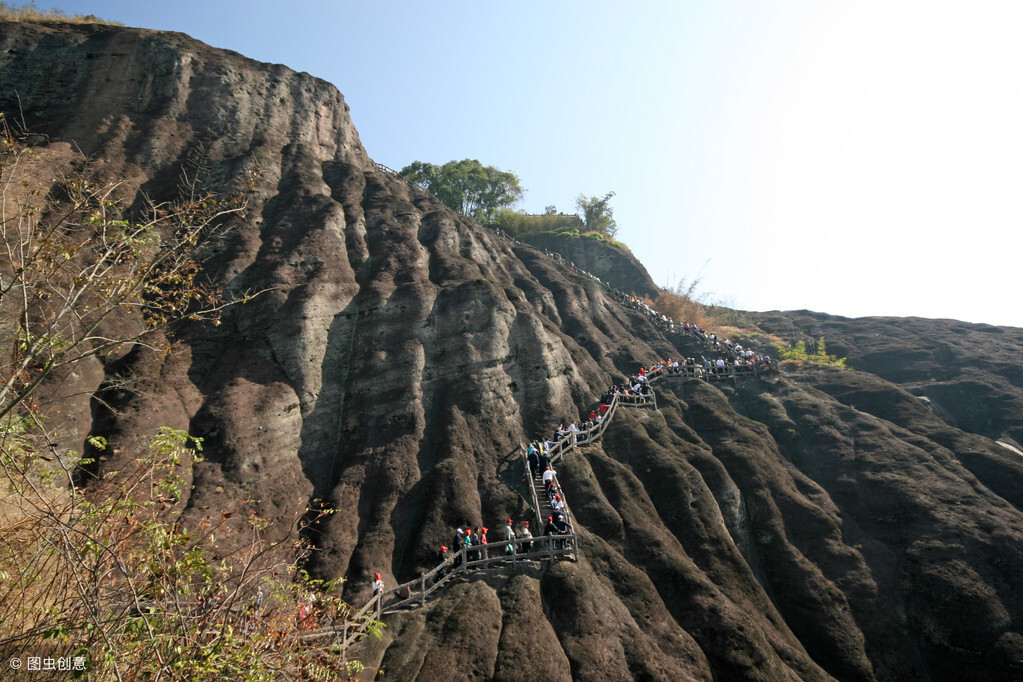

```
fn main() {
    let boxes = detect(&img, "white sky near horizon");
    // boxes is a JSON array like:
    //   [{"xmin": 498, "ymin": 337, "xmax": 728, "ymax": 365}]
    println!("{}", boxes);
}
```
[{"xmin": 36, "ymin": 1, "xmax": 1023, "ymax": 327}]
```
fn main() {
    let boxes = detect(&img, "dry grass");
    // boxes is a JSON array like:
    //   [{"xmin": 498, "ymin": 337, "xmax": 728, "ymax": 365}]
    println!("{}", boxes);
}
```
[
  {"xmin": 646, "ymin": 290, "xmax": 750, "ymax": 337},
  {"xmin": 0, "ymin": 470, "xmax": 77, "ymax": 642},
  {"xmin": 646, "ymin": 288, "xmax": 791, "ymax": 352},
  {"xmin": 0, "ymin": 2, "xmax": 122, "ymax": 25}
]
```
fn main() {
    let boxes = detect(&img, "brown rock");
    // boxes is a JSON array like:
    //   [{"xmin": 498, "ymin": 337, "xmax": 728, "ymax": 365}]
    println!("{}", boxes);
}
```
[{"xmin": 5, "ymin": 20, "xmax": 1023, "ymax": 681}]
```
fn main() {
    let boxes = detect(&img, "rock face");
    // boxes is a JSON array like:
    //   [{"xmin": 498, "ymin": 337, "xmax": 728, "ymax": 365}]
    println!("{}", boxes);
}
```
[
  {"xmin": 754, "ymin": 310, "xmax": 1023, "ymax": 447},
  {"xmin": 521, "ymin": 231, "xmax": 661, "ymax": 298},
  {"xmin": 4, "ymin": 21, "xmax": 1023, "ymax": 681}
]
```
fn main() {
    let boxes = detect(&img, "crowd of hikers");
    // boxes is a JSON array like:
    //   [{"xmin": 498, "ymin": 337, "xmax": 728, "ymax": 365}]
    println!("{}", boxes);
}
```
[
  {"xmin": 304, "ymin": 238, "xmax": 782, "ymax": 631},
  {"xmin": 530, "ymin": 243, "xmax": 777, "ymax": 375},
  {"xmin": 230, "ymin": 171, "xmax": 790, "ymax": 641}
]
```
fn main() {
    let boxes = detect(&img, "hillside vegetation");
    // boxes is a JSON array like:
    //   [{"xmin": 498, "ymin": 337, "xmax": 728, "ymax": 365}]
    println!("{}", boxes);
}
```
[{"xmin": 0, "ymin": 2, "xmax": 121, "ymax": 25}]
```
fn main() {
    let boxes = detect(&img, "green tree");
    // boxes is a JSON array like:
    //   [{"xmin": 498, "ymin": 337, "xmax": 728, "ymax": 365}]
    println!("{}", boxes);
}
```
[
  {"xmin": 773, "ymin": 336, "xmax": 848, "ymax": 368},
  {"xmin": 400, "ymin": 159, "xmax": 523, "ymax": 224},
  {"xmin": 576, "ymin": 191, "xmax": 618, "ymax": 239}
]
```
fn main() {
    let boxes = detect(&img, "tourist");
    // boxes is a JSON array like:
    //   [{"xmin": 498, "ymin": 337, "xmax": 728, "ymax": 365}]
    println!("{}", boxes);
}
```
[
  {"xmin": 543, "ymin": 466, "xmax": 556, "ymax": 492},
  {"xmin": 469, "ymin": 528, "xmax": 480, "ymax": 562},
  {"xmin": 544, "ymin": 515, "xmax": 558, "ymax": 548},
  {"xmin": 436, "ymin": 545, "xmax": 449, "ymax": 577},
  {"xmin": 521, "ymin": 521, "xmax": 534, "ymax": 552},
  {"xmin": 504, "ymin": 519, "xmax": 516, "ymax": 555},
  {"xmin": 453, "ymin": 529, "xmax": 465, "ymax": 568}
]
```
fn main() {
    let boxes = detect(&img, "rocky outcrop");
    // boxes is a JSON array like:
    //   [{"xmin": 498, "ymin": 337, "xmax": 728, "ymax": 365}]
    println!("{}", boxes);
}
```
[
  {"xmin": 4, "ymin": 20, "xmax": 1023, "ymax": 680},
  {"xmin": 754, "ymin": 310, "xmax": 1023, "ymax": 447},
  {"xmin": 521, "ymin": 231, "xmax": 661, "ymax": 299}
]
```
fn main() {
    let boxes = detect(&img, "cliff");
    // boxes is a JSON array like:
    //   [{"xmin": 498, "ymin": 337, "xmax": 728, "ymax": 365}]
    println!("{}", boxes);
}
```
[
  {"xmin": 3, "ymin": 20, "xmax": 1023, "ymax": 681},
  {"xmin": 521, "ymin": 231, "xmax": 661, "ymax": 299}
]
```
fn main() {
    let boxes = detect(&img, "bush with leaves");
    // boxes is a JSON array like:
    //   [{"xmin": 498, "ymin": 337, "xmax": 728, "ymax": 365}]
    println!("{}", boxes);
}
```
[
  {"xmin": 0, "ymin": 425, "xmax": 378, "ymax": 679},
  {"xmin": 489, "ymin": 208, "xmax": 582, "ymax": 237},
  {"xmin": 0, "ymin": 119, "xmax": 379, "ymax": 679},
  {"xmin": 0, "ymin": 115, "xmax": 255, "ymax": 425},
  {"xmin": 774, "ymin": 337, "xmax": 848, "ymax": 368},
  {"xmin": 652, "ymin": 278, "xmax": 710, "ymax": 329},
  {"xmin": 576, "ymin": 191, "xmax": 618, "ymax": 239}
]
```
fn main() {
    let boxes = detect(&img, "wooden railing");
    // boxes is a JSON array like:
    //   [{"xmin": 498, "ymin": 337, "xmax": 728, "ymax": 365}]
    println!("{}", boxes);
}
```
[
  {"xmin": 377, "ymin": 535, "xmax": 574, "ymax": 613},
  {"xmin": 300, "ymin": 534, "xmax": 576, "ymax": 648},
  {"xmin": 644, "ymin": 363, "xmax": 768, "ymax": 385},
  {"xmin": 312, "ymin": 383, "xmax": 658, "ymax": 650},
  {"xmin": 298, "ymin": 592, "xmax": 380, "ymax": 648},
  {"xmin": 521, "ymin": 444, "xmax": 546, "ymax": 529},
  {"xmin": 546, "ymin": 389, "xmax": 653, "ymax": 466}
]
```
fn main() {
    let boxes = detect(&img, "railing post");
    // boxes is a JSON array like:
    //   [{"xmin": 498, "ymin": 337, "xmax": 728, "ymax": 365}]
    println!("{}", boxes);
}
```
[{"xmin": 419, "ymin": 573, "xmax": 426, "ymax": 607}]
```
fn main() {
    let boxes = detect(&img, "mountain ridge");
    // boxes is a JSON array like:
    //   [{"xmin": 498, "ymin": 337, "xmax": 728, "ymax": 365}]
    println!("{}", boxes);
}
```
[{"xmin": 3, "ymin": 20, "xmax": 1023, "ymax": 681}]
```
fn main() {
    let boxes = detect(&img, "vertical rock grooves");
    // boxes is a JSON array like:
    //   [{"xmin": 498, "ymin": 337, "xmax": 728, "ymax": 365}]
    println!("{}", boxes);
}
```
[{"xmin": 4, "ymin": 20, "xmax": 1023, "ymax": 680}]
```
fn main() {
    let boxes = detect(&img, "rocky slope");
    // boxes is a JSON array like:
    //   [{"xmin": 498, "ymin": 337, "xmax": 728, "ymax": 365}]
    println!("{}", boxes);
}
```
[
  {"xmin": 754, "ymin": 310, "xmax": 1023, "ymax": 448},
  {"xmin": 520, "ymin": 231, "xmax": 661, "ymax": 299},
  {"xmin": 3, "ymin": 20, "xmax": 1023, "ymax": 681}
]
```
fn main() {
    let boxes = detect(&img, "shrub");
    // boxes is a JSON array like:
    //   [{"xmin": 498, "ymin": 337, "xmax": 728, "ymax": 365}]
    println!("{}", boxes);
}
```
[
  {"xmin": 490, "ymin": 208, "xmax": 583, "ymax": 237},
  {"xmin": 0, "ymin": 425, "xmax": 377, "ymax": 679},
  {"xmin": 774, "ymin": 337, "xmax": 849, "ymax": 368},
  {"xmin": 0, "ymin": 2, "xmax": 123, "ymax": 24},
  {"xmin": 650, "ymin": 278, "xmax": 712, "ymax": 329}
]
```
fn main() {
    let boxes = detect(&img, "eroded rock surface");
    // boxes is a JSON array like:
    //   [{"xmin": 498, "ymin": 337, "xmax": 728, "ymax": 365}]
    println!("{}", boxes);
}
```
[{"xmin": 4, "ymin": 20, "xmax": 1023, "ymax": 681}]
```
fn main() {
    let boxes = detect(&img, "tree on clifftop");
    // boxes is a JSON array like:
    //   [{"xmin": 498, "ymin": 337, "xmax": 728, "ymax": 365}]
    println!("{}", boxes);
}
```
[
  {"xmin": 400, "ymin": 159, "xmax": 523, "ymax": 224},
  {"xmin": 577, "ymin": 191, "xmax": 618, "ymax": 239}
]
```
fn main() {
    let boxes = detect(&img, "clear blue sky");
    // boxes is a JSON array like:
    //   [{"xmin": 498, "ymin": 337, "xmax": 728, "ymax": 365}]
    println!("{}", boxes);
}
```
[{"xmin": 38, "ymin": 1, "xmax": 1023, "ymax": 327}]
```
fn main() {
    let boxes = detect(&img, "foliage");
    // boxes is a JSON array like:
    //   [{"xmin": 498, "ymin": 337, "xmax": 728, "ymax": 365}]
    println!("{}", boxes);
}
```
[
  {"xmin": 652, "ymin": 277, "xmax": 711, "ymax": 329},
  {"xmin": 576, "ymin": 191, "xmax": 618, "ymax": 239},
  {"xmin": 0, "ymin": 122, "xmax": 378, "ymax": 678},
  {"xmin": 649, "ymin": 279, "xmax": 763, "ymax": 338},
  {"xmin": 400, "ymin": 159, "xmax": 523, "ymax": 224},
  {"xmin": 0, "ymin": 115, "xmax": 255, "ymax": 425},
  {"xmin": 774, "ymin": 337, "xmax": 849, "ymax": 368},
  {"xmin": 0, "ymin": 425, "xmax": 377, "ymax": 679},
  {"xmin": 490, "ymin": 208, "xmax": 582, "ymax": 236},
  {"xmin": 0, "ymin": 1, "xmax": 122, "ymax": 24},
  {"xmin": 703, "ymin": 303, "xmax": 756, "ymax": 330}
]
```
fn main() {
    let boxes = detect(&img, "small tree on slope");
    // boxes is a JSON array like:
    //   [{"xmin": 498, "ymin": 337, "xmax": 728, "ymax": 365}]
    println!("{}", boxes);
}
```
[{"xmin": 0, "ymin": 118, "xmax": 376, "ymax": 680}]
